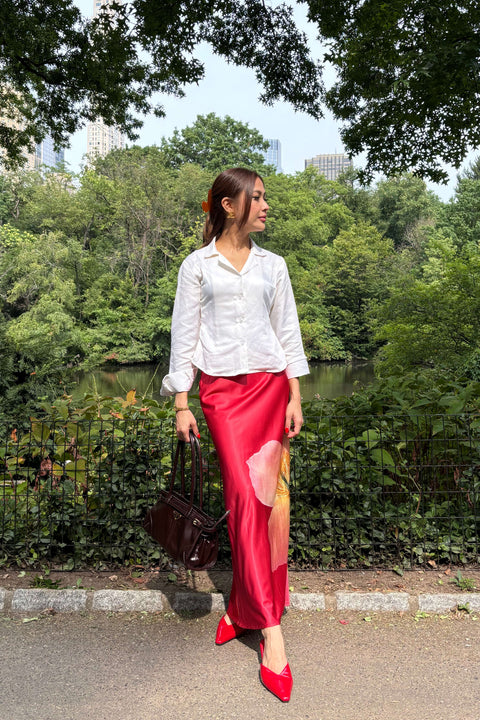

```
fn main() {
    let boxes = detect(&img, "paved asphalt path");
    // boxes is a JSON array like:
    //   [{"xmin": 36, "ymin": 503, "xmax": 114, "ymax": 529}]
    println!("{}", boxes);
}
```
[{"xmin": 1, "ymin": 609, "xmax": 479, "ymax": 720}]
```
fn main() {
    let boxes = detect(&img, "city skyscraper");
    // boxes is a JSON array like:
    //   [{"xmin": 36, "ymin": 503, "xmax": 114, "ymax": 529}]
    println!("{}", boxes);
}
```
[
  {"xmin": 34, "ymin": 136, "xmax": 64, "ymax": 168},
  {"xmin": 86, "ymin": 0, "xmax": 125, "ymax": 157},
  {"xmin": 304, "ymin": 153, "xmax": 353, "ymax": 181},
  {"xmin": 87, "ymin": 120, "xmax": 124, "ymax": 156},
  {"xmin": 0, "ymin": 97, "xmax": 64, "ymax": 170},
  {"xmin": 263, "ymin": 139, "xmax": 282, "ymax": 173}
]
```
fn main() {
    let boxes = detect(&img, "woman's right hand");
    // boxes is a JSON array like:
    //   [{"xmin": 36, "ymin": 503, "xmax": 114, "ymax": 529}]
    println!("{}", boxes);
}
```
[{"xmin": 176, "ymin": 409, "xmax": 200, "ymax": 441}]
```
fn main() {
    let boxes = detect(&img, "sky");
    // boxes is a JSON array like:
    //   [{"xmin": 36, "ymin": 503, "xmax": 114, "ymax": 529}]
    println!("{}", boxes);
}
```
[{"xmin": 68, "ymin": 0, "xmax": 474, "ymax": 202}]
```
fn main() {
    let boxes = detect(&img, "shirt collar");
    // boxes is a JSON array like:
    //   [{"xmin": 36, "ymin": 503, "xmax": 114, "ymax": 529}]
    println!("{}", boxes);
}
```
[
  {"xmin": 203, "ymin": 238, "xmax": 217, "ymax": 258},
  {"xmin": 204, "ymin": 237, "xmax": 267, "ymax": 258},
  {"xmin": 250, "ymin": 239, "xmax": 267, "ymax": 256}
]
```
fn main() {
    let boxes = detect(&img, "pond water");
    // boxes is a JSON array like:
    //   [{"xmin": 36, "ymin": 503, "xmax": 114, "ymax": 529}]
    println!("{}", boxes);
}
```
[{"xmin": 74, "ymin": 361, "xmax": 376, "ymax": 403}]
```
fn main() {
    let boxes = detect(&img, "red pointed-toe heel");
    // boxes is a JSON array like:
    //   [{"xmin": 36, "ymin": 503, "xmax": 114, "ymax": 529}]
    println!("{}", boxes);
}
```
[
  {"xmin": 259, "ymin": 640, "xmax": 293, "ymax": 703},
  {"xmin": 215, "ymin": 615, "xmax": 246, "ymax": 645}
]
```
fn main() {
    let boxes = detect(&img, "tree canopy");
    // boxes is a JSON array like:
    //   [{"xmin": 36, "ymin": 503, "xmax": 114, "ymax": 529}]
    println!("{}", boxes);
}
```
[
  {"xmin": 159, "ymin": 113, "xmax": 271, "ymax": 173},
  {"xmin": 0, "ymin": 0, "xmax": 321, "ymax": 166},
  {"xmin": 309, "ymin": 0, "xmax": 480, "ymax": 182},
  {"xmin": 2, "ymin": 1, "xmax": 480, "ymax": 180}
]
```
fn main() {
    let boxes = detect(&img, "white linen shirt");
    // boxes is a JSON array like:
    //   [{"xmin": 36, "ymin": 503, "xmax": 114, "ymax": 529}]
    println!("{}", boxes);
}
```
[{"xmin": 160, "ymin": 238, "xmax": 309, "ymax": 395}]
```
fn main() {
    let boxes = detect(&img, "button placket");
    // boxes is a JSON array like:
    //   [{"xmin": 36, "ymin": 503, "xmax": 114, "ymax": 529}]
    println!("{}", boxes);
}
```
[{"xmin": 238, "ymin": 276, "xmax": 248, "ymax": 371}]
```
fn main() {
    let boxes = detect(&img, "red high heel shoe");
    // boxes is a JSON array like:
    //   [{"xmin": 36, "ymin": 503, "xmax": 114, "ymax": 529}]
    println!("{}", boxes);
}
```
[
  {"xmin": 215, "ymin": 615, "xmax": 246, "ymax": 645},
  {"xmin": 259, "ymin": 639, "xmax": 293, "ymax": 703}
]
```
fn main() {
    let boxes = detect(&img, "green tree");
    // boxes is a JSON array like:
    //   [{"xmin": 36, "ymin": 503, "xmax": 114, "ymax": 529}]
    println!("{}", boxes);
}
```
[
  {"xmin": 83, "ymin": 146, "xmax": 211, "ymax": 296},
  {"xmin": 374, "ymin": 174, "xmax": 441, "ymax": 248},
  {"xmin": 0, "ymin": 226, "xmax": 86, "ymax": 419},
  {"xmin": 309, "ymin": 0, "xmax": 480, "ymax": 181},
  {"xmin": 284, "ymin": 254, "xmax": 348, "ymax": 361},
  {"xmin": 80, "ymin": 275, "xmax": 151, "ymax": 367},
  {"xmin": 0, "ymin": 148, "xmax": 216, "ymax": 386},
  {"xmin": 0, "ymin": 175, "xmax": 17, "ymax": 224},
  {"xmin": 263, "ymin": 168, "xmax": 355, "ymax": 253},
  {"xmin": 1, "ymin": 231, "xmax": 83, "ymax": 368},
  {"xmin": 459, "ymin": 155, "xmax": 480, "ymax": 181},
  {"xmin": 442, "ymin": 175, "xmax": 480, "ymax": 249},
  {"xmin": 13, "ymin": 169, "xmax": 88, "ymax": 243},
  {"xmin": 3, "ymin": 2, "xmax": 479, "ymax": 182},
  {"xmin": 160, "ymin": 114, "xmax": 270, "ymax": 173},
  {"xmin": 374, "ymin": 233, "xmax": 480, "ymax": 377},
  {"xmin": 0, "ymin": 170, "xmax": 43, "ymax": 224},
  {"xmin": 321, "ymin": 223, "xmax": 394, "ymax": 357},
  {"xmin": 334, "ymin": 168, "xmax": 379, "ymax": 227},
  {"xmin": 0, "ymin": 0, "xmax": 321, "ymax": 166}
]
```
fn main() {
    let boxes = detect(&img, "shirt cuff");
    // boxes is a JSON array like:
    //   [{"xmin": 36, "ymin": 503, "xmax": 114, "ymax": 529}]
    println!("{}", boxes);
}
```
[
  {"xmin": 285, "ymin": 359, "xmax": 310, "ymax": 380},
  {"xmin": 160, "ymin": 369, "xmax": 197, "ymax": 396}
]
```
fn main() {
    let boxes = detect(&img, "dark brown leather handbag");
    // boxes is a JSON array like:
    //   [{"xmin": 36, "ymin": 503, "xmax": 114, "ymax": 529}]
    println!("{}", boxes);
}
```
[{"xmin": 143, "ymin": 431, "xmax": 229, "ymax": 570}]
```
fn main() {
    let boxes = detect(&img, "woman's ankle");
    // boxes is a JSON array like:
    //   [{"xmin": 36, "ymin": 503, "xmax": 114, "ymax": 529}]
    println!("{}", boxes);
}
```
[
  {"xmin": 261, "ymin": 629, "xmax": 287, "ymax": 672},
  {"xmin": 262, "ymin": 624, "xmax": 282, "ymax": 640}
]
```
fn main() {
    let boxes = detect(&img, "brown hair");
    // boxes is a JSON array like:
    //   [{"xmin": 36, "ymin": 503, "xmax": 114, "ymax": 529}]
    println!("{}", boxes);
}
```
[{"xmin": 202, "ymin": 168, "xmax": 263, "ymax": 245}]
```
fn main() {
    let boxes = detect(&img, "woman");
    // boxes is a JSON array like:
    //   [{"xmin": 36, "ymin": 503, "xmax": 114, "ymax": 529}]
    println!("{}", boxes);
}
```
[{"xmin": 161, "ymin": 167, "xmax": 309, "ymax": 702}]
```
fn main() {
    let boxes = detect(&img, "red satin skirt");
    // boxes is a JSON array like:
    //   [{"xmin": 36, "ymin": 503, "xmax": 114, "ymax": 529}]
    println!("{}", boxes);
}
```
[{"xmin": 199, "ymin": 371, "xmax": 290, "ymax": 629}]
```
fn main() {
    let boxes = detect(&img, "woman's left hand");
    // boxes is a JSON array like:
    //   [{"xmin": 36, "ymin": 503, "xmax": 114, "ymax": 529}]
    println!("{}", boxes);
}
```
[{"xmin": 285, "ymin": 395, "xmax": 303, "ymax": 438}]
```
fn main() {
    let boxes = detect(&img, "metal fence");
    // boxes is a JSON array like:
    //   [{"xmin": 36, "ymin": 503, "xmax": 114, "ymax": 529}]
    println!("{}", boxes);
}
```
[{"xmin": 1, "ymin": 413, "xmax": 479, "ymax": 569}]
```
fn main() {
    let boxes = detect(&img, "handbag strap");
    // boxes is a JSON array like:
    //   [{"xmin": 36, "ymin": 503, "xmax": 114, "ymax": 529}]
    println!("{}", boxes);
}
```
[
  {"xmin": 190, "ymin": 431, "xmax": 204, "ymax": 507},
  {"xmin": 168, "ymin": 430, "xmax": 204, "ymax": 511}
]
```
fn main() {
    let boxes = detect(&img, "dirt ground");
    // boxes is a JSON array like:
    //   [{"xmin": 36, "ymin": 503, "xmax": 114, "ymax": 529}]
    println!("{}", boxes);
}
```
[{"xmin": 2, "ymin": 563, "xmax": 480, "ymax": 596}]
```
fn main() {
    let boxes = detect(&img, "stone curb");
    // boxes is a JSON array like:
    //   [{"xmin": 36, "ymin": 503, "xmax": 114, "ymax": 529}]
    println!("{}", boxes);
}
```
[
  {"xmin": 2, "ymin": 588, "xmax": 480, "ymax": 614},
  {"xmin": 92, "ymin": 590, "xmax": 165, "ymax": 613},
  {"xmin": 418, "ymin": 593, "xmax": 480, "ymax": 612},
  {"xmin": 336, "ymin": 592, "xmax": 410, "ymax": 612},
  {"xmin": 289, "ymin": 592, "xmax": 326, "ymax": 611},
  {"xmin": 11, "ymin": 589, "xmax": 87, "ymax": 613}
]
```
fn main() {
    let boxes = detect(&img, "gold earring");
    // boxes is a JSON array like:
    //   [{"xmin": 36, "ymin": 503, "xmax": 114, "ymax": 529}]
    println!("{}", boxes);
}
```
[{"xmin": 226, "ymin": 210, "xmax": 235, "ymax": 220}]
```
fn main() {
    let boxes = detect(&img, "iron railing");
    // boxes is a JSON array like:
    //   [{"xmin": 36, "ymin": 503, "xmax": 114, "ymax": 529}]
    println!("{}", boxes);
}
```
[{"xmin": 1, "ymin": 414, "xmax": 479, "ymax": 569}]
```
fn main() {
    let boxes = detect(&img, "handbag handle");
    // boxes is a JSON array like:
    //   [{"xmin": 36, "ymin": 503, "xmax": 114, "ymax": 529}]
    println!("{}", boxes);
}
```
[{"xmin": 168, "ymin": 430, "xmax": 204, "ymax": 511}]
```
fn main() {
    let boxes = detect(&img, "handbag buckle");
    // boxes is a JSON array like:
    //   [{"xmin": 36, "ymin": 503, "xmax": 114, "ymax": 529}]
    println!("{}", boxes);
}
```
[
  {"xmin": 173, "ymin": 510, "xmax": 182, "ymax": 521},
  {"xmin": 193, "ymin": 518, "xmax": 201, "ymax": 527}
]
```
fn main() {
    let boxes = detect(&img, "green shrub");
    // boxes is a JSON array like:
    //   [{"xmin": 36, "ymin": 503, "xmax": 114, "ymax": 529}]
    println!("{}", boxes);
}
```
[
  {"xmin": 2, "ymin": 373, "xmax": 480, "ymax": 569},
  {"xmin": 289, "ymin": 371, "xmax": 480, "ymax": 567},
  {"xmin": 0, "ymin": 391, "xmax": 176, "ymax": 567}
]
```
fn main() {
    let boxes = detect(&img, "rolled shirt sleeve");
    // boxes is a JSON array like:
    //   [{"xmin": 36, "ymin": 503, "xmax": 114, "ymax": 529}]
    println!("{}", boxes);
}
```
[
  {"xmin": 160, "ymin": 256, "xmax": 201, "ymax": 396},
  {"xmin": 269, "ymin": 257, "xmax": 309, "ymax": 379}
]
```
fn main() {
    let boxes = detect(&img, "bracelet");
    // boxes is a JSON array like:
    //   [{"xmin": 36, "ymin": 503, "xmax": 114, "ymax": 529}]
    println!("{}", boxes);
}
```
[{"xmin": 174, "ymin": 407, "xmax": 190, "ymax": 413}]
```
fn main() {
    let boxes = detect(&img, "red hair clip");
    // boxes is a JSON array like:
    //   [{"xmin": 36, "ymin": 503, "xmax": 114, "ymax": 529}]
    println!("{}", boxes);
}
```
[{"xmin": 201, "ymin": 189, "xmax": 212, "ymax": 213}]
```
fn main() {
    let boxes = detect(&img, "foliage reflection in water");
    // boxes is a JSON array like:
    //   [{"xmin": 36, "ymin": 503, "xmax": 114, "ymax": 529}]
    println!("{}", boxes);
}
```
[{"xmin": 74, "ymin": 362, "xmax": 375, "ymax": 403}]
